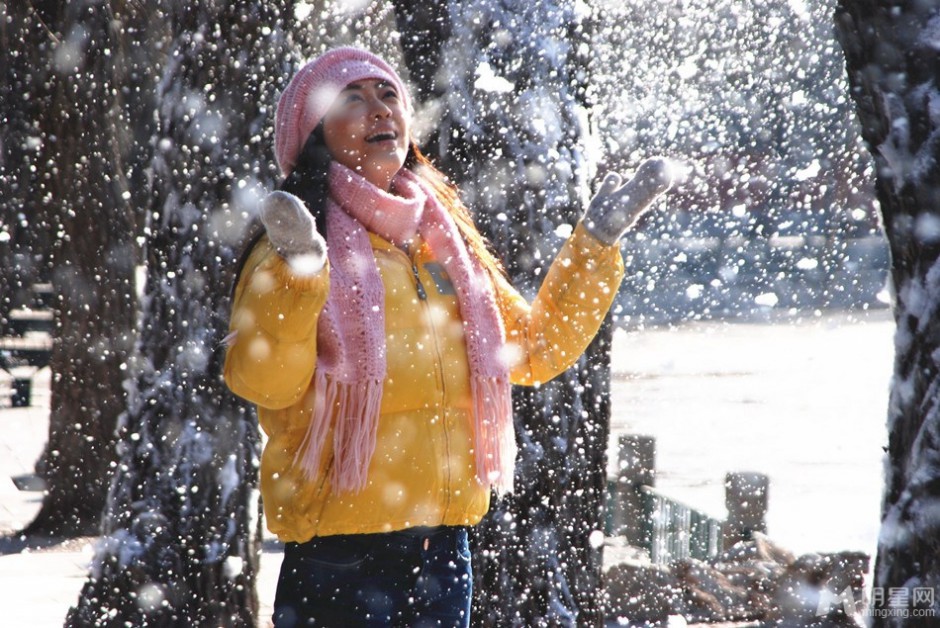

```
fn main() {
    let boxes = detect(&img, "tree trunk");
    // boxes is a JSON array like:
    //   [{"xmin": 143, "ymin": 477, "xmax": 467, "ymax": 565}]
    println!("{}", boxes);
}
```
[
  {"xmin": 0, "ymin": 1, "xmax": 36, "ymax": 327},
  {"xmin": 835, "ymin": 2, "xmax": 940, "ymax": 625},
  {"xmin": 0, "ymin": 1, "xmax": 58, "ymax": 329},
  {"xmin": 67, "ymin": 1, "xmax": 294, "ymax": 625},
  {"xmin": 394, "ymin": 1, "xmax": 607, "ymax": 625},
  {"xmin": 18, "ymin": 0, "xmax": 139, "ymax": 538}
]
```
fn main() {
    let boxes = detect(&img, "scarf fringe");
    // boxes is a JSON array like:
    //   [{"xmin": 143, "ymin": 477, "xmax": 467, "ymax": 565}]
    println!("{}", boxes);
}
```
[
  {"xmin": 293, "ymin": 371, "xmax": 384, "ymax": 494},
  {"xmin": 294, "ymin": 163, "xmax": 516, "ymax": 497},
  {"xmin": 472, "ymin": 375, "xmax": 516, "ymax": 494}
]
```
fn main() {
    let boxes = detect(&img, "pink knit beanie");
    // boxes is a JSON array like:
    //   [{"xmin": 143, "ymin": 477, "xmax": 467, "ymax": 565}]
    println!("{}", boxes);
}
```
[{"xmin": 274, "ymin": 47, "xmax": 412, "ymax": 177}]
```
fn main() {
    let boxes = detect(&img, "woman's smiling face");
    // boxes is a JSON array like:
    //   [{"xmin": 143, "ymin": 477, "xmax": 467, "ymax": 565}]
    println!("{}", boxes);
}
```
[{"xmin": 322, "ymin": 79, "xmax": 411, "ymax": 191}]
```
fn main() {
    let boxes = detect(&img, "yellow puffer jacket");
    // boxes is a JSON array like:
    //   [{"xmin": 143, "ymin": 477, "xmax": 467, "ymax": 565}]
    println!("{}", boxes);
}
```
[{"xmin": 224, "ymin": 223, "xmax": 623, "ymax": 542}]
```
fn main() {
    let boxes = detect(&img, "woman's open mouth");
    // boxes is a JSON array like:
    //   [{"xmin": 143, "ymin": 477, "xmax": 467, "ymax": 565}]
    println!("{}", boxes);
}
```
[{"xmin": 365, "ymin": 131, "xmax": 398, "ymax": 144}]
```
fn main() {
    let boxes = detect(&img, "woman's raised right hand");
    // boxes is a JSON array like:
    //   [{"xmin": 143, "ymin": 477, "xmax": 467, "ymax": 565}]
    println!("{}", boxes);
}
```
[{"xmin": 260, "ymin": 191, "xmax": 327, "ymax": 275}]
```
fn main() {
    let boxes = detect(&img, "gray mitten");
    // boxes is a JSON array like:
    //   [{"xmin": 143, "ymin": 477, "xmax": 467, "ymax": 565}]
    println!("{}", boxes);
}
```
[
  {"xmin": 260, "ymin": 191, "xmax": 327, "ymax": 275},
  {"xmin": 582, "ymin": 158, "xmax": 674, "ymax": 245}
]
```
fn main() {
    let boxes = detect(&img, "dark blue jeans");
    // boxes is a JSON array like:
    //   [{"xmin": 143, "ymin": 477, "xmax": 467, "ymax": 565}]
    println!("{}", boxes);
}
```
[{"xmin": 273, "ymin": 526, "xmax": 472, "ymax": 627}]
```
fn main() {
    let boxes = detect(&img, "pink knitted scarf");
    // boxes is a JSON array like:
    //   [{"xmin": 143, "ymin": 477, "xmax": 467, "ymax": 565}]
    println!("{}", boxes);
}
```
[{"xmin": 293, "ymin": 162, "xmax": 516, "ymax": 494}]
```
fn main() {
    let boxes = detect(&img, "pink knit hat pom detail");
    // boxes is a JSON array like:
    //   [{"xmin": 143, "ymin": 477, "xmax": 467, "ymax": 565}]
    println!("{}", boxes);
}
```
[{"xmin": 274, "ymin": 47, "xmax": 412, "ymax": 177}]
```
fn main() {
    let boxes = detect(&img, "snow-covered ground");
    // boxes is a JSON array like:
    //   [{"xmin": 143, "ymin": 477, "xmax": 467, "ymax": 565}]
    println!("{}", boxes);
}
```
[{"xmin": 608, "ymin": 307, "xmax": 894, "ymax": 558}]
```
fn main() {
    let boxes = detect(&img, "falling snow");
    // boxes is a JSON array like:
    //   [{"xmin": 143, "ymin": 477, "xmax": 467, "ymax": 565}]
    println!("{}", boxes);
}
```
[{"xmin": 3, "ymin": 0, "xmax": 935, "ymax": 626}]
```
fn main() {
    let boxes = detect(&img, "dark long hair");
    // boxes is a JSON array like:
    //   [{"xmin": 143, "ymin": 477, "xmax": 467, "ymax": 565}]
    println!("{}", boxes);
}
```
[{"xmin": 231, "ymin": 129, "xmax": 505, "ymax": 295}]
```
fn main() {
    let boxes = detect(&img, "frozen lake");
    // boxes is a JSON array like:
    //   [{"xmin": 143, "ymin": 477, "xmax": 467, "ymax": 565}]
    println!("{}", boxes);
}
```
[{"xmin": 608, "ymin": 307, "xmax": 894, "ymax": 558}]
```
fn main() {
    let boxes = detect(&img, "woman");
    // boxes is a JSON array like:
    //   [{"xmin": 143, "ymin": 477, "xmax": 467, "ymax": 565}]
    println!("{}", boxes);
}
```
[{"xmin": 224, "ymin": 47, "xmax": 671, "ymax": 627}]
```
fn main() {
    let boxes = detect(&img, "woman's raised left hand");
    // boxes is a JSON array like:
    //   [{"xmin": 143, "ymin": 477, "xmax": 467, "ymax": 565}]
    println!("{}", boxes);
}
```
[{"xmin": 582, "ymin": 158, "xmax": 674, "ymax": 245}]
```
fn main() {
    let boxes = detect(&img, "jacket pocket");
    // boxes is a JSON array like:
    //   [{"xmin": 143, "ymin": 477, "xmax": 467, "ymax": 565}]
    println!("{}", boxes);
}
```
[{"xmin": 294, "ymin": 534, "xmax": 375, "ymax": 570}]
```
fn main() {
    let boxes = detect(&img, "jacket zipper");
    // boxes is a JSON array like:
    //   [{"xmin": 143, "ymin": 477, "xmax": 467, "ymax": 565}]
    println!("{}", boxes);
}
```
[
  {"xmin": 396, "ymin": 247, "xmax": 450, "ymax": 517},
  {"xmin": 411, "ymin": 261, "xmax": 427, "ymax": 300}
]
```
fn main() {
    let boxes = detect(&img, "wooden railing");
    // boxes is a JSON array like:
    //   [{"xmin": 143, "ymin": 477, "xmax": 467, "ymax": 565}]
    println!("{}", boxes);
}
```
[
  {"xmin": 1, "ymin": 283, "xmax": 54, "ymax": 407},
  {"xmin": 642, "ymin": 486, "xmax": 723, "ymax": 563},
  {"xmin": 606, "ymin": 434, "xmax": 768, "ymax": 565}
]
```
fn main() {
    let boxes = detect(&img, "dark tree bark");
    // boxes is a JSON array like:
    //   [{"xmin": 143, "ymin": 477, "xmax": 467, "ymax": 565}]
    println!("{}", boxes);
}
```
[
  {"xmin": 20, "ymin": 0, "xmax": 139, "ymax": 538},
  {"xmin": 835, "ymin": 2, "xmax": 940, "ymax": 625},
  {"xmin": 68, "ymin": 1, "xmax": 295, "ymax": 625},
  {"xmin": 0, "ymin": 1, "xmax": 58, "ymax": 329},
  {"xmin": 395, "ymin": 1, "xmax": 608, "ymax": 625}
]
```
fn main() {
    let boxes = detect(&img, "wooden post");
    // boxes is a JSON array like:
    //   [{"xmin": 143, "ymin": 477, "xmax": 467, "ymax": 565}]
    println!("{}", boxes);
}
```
[
  {"xmin": 724, "ymin": 471, "xmax": 769, "ymax": 547},
  {"xmin": 12, "ymin": 377, "xmax": 31, "ymax": 407},
  {"xmin": 613, "ymin": 434, "xmax": 656, "ymax": 548}
]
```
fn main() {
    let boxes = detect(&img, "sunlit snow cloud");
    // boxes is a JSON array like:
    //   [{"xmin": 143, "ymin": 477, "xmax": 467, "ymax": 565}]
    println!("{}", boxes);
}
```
[
  {"xmin": 659, "ymin": 157, "xmax": 692, "ymax": 188},
  {"xmin": 474, "ymin": 62, "xmax": 515, "ymax": 94},
  {"xmin": 787, "ymin": 0, "xmax": 811, "ymax": 21},
  {"xmin": 294, "ymin": 1, "xmax": 315, "ymax": 20},
  {"xmin": 331, "ymin": 0, "xmax": 373, "ymax": 16},
  {"xmin": 915, "ymin": 212, "xmax": 940, "ymax": 245},
  {"xmin": 287, "ymin": 253, "xmax": 326, "ymax": 277},
  {"xmin": 918, "ymin": 14, "xmax": 940, "ymax": 51},
  {"xmin": 754, "ymin": 292, "xmax": 779, "ymax": 307},
  {"xmin": 794, "ymin": 159, "xmax": 820, "ymax": 181},
  {"xmin": 54, "ymin": 25, "xmax": 89, "ymax": 74}
]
